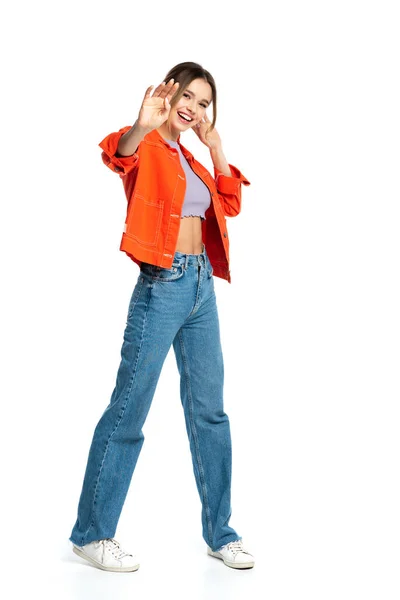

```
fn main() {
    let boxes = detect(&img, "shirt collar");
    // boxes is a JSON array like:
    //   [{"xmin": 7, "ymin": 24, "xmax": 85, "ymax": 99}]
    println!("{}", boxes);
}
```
[{"xmin": 148, "ymin": 129, "xmax": 194, "ymax": 163}]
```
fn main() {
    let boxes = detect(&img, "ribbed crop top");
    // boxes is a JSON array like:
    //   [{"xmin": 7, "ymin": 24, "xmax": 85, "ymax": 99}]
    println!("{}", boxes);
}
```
[{"xmin": 168, "ymin": 140, "xmax": 211, "ymax": 220}]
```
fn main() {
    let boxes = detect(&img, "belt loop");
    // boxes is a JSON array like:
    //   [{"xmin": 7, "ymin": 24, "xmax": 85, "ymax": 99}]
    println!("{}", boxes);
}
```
[{"xmin": 185, "ymin": 254, "xmax": 189, "ymax": 270}]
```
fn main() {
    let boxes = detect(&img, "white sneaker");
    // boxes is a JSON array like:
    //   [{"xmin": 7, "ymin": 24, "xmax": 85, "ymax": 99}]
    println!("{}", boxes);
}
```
[
  {"xmin": 72, "ymin": 538, "xmax": 140, "ymax": 572},
  {"xmin": 207, "ymin": 539, "xmax": 255, "ymax": 569}
]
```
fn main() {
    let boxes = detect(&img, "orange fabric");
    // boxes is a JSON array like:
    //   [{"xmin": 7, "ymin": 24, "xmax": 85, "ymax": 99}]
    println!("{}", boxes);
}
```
[{"xmin": 99, "ymin": 127, "xmax": 250, "ymax": 283}]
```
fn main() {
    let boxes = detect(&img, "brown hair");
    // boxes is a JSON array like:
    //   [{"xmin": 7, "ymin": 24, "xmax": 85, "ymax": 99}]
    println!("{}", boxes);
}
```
[{"xmin": 163, "ymin": 61, "xmax": 217, "ymax": 138}]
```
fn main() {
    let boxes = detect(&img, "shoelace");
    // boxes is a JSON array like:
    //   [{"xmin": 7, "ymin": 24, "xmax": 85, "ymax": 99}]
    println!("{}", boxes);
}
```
[
  {"xmin": 103, "ymin": 538, "xmax": 129, "ymax": 559},
  {"xmin": 226, "ymin": 540, "xmax": 248, "ymax": 556}
]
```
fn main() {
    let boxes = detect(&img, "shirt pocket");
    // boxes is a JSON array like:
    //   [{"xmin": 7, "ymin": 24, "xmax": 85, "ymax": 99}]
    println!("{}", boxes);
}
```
[{"xmin": 125, "ymin": 193, "xmax": 164, "ymax": 247}]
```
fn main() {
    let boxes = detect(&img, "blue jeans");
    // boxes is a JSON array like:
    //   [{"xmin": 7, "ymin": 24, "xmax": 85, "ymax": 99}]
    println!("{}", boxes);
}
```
[{"xmin": 69, "ymin": 246, "xmax": 240, "ymax": 552}]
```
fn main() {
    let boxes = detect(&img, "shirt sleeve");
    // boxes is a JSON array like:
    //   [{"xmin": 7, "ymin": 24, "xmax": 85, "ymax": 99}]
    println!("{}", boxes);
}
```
[
  {"xmin": 98, "ymin": 126, "xmax": 140, "ymax": 176},
  {"xmin": 214, "ymin": 164, "xmax": 251, "ymax": 217}
]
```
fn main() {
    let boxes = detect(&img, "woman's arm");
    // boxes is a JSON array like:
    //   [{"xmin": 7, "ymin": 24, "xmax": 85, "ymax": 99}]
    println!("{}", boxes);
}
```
[
  {"xmin": 192, "ymin": 114, "xmax": 250, "ymax": 216},
  {"xmin": 117, "ymin": 80, "xmax": 180, "ymax": 156},
  {"xmin": 117, "ymin": 121, "xmax": 151, "ymax": 157},
  {"xmin": 209, "ymin": 145, "xmax": 232, "ymax": 177},
  {"xmin": 99, "ymin": 80, "xmax": 180, "ymax": 174}
]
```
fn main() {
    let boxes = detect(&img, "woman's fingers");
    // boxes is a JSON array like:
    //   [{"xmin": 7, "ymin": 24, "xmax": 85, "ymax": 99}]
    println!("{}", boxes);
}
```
[
  {"xmin": 167, "ymin": 80, "xmax": 179, "ymax": 96},
  {"xmin": 142, "ymin": 79, "xmax": 179, "ymax": 117},
  {"xmin": 153, "ymin": 78, "xmax": 178, "ymax": 99},
  {"xmin": 151, "ymin": 81, "xmax": 167, "ymax": 97},
  {"xmin": 143, "ymin": 84, "xmax": 154, "ymax": 101},
  {"xmin": 162, "ymin": 78, "xmax": 177, "ymax": 97}
]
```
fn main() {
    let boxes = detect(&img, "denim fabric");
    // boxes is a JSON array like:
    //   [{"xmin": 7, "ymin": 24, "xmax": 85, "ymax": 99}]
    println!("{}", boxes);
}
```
[{"xmin": 69, "ymin": 245, "xmax": 240, "ymax": 552}]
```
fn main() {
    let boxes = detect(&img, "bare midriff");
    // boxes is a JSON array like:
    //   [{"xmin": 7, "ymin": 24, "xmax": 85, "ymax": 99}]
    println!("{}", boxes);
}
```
[{"xmin": 175, "ymin": 216, "xmax": 204, "ymax": 255}]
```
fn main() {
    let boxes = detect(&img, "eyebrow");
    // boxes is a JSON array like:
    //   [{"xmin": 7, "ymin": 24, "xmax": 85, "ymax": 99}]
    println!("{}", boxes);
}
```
[{"xmin": 186, "ymin": 89, "xmax": 211, "ymax": 105}]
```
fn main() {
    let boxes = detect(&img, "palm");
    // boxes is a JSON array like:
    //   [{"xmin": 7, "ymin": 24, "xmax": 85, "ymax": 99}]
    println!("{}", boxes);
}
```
[
  {"xmin": 192, "ymin": 114, "xmax": 221, "ymax": 149},
  {"xmin": 139, "ymin": 97, "xmax": 168, "ymax": 129},
  {"xmin": 137, "ymin": 79, "xmax": 179, "ymax": 131}
]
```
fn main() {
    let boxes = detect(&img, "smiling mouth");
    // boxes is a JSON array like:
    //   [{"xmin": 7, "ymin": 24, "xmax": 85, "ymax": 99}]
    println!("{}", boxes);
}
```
[{"xmin": 177, "ymin": 111, "xmax": 193, "ymax": 123}]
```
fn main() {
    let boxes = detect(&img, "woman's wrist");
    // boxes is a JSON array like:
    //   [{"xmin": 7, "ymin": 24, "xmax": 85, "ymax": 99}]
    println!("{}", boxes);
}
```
[
  {"xmin": 117, "ymin": 120, "xmax": 151, "ymax": 157},
  {"xmin": 210, "ymin": 146, "xmax": 232, "ymax": 177},
  {"xmin": 134, "ymin": 119, "xmax": 153, "ymax": 136},
  {"xmin": 209, "ymin": 143, "xmax": 223, "ymax": 153}
]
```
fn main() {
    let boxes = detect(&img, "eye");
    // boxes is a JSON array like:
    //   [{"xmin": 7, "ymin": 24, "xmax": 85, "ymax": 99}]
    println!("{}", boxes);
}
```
[
  {"xmin": 200, "ymin": 103, "xmax": 207, "ymax": 108},
  {"xmin": 183, "ymin": 93, "xmax": 190, "ymax": 98}
]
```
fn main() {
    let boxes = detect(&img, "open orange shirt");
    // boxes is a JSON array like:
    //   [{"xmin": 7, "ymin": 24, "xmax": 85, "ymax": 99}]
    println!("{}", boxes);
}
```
[{"xmin": 99, "ymin": 127, "xmax": 250, "ymax": 283}]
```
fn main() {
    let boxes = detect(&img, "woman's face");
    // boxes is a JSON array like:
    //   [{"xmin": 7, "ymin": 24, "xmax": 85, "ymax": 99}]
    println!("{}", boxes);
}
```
[{"xmin": 170, "ymin": 78, "xmax": 213, "ymax": 132}]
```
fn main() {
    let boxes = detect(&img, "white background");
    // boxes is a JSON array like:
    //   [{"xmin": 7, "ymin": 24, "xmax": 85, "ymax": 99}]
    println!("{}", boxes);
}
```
[{"xmin": 1, "ymin": 1, "xmax": 399, "ymax": 598}]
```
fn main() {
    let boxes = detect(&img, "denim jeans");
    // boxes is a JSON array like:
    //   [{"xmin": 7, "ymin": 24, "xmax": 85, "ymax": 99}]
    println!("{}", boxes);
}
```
[{"xmin": 69, "ymin": 245, "xmax": 240, "ymax": 552}]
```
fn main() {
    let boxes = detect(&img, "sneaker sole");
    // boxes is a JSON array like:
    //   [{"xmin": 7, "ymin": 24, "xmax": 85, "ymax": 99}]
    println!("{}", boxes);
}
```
[
  {"xmin": 207, "ymin": 547, "xmax": 255, "ymax": 569},
  {"xmin": 73, "ymin": 545, "xmax": 140, "ymax": 572}
]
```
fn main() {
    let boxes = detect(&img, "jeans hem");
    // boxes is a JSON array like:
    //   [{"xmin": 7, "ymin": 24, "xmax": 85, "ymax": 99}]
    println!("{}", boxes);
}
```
[{"xmin": 214, "ymin": 536, "xmax": 242, "ymax": 553}]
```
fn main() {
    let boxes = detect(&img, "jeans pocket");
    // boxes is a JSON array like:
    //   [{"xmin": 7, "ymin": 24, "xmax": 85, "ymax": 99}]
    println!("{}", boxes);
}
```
[{"xmin": 141, "ymin": 261, "xmax": 184, "ymax": 283}]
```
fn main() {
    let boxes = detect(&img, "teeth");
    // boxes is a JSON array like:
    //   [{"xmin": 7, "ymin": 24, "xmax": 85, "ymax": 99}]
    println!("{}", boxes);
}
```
[{"xmin": 178, "ymin": 112, "xmax": 192, "ymax": 122}]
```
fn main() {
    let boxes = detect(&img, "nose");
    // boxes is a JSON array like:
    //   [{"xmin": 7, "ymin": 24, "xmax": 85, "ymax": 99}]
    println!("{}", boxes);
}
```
[{"xmin": 186, "ymin": 99, "xmax": 196, "ymax": 115}]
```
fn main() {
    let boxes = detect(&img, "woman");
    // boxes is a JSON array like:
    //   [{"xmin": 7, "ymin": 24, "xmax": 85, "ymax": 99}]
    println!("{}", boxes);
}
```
[{"xmin": 69, "ymin": 62, "xmax": 254, "ymax": 572}]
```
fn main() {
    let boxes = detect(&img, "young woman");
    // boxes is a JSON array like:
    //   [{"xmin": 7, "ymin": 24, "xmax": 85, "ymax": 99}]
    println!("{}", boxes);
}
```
[{"xmin": 69, "ymin": 62, "xmax": 254, "ymax": 572}]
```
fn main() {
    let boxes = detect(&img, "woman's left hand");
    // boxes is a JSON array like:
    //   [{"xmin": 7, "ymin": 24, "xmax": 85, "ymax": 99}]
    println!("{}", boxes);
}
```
[{"xmin": 192, "ymin": 113, "xmax": 221, "ymax": 150}]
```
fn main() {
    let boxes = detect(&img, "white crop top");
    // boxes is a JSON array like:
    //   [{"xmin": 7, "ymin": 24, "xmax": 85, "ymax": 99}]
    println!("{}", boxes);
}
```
[{"xmin": 168, "ymin": 140, "xmax": 211, "ymax": 220}]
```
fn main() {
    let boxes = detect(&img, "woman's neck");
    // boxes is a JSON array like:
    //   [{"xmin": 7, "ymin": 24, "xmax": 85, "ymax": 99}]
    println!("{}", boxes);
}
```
[{"xmin": 157, "ymin": 123, "xmax": 180, "ymax": 142}]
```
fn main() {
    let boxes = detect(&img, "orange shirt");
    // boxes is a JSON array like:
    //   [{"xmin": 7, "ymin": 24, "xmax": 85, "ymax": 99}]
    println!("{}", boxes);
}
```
[{"xmin": 99, "ymin": 127, "xmax": 250, "ymax": 283}]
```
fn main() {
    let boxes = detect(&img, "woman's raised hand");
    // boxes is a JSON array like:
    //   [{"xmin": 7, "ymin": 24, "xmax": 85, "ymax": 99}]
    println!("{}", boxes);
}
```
[
  {"xmin": 192, "ymin": 112, "xmax": 222, "ymax": 150},
  {"xmin": 137, "ymin": 79, "xmax": 179, "ymax": 131}
]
